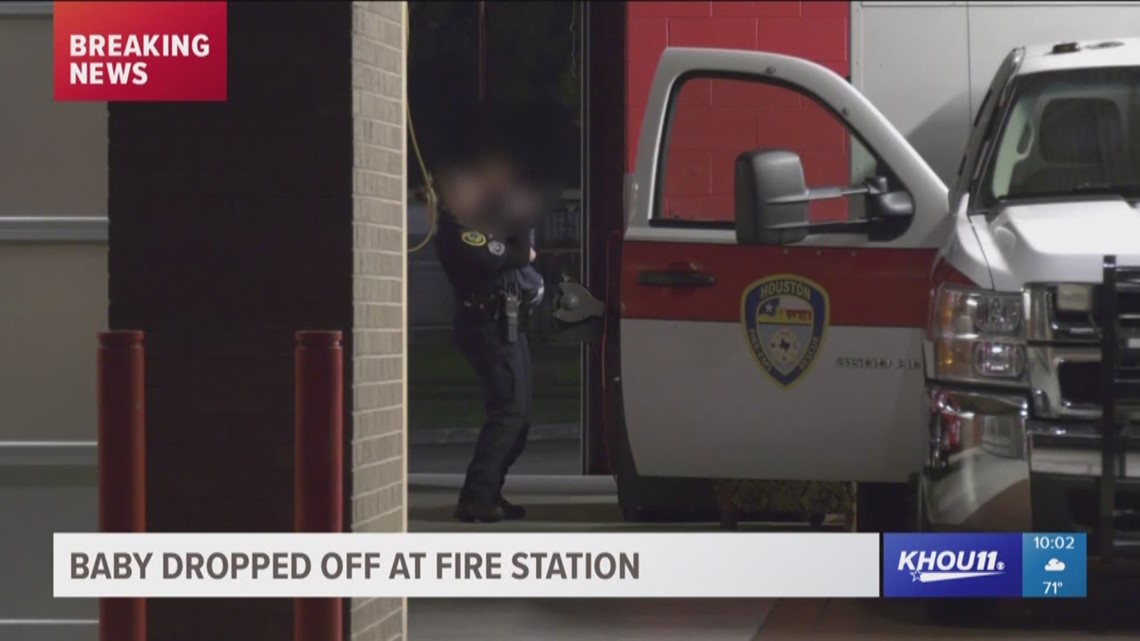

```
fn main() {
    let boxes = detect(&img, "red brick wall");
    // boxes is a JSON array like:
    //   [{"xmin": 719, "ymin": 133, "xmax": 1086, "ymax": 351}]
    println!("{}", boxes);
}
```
[{"xmin": 625, "ymin": 1, "xmax": 851, "ymax": 222}]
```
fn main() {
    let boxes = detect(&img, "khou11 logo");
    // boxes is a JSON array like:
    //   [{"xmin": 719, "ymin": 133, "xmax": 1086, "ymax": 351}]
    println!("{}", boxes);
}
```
[
  {"xmin": 883, "ymin": 533, "xmax": 1023, "ymax": 597},
  {"xmin": 880, "ymin": 529, "xmax": 1085, "ymax": 593}
]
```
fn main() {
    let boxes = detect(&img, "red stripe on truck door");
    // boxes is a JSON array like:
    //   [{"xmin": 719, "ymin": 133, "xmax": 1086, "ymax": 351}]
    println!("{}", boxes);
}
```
[{"xmin": 621, "ymin": 241, "xmax": 936, "ymax": 327}]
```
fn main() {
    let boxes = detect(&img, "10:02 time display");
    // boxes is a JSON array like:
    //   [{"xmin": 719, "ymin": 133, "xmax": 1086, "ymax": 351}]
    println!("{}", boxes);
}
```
[{"xmin": 1032, "ymin": 535, "xmax": 1077, "ymax": 550}]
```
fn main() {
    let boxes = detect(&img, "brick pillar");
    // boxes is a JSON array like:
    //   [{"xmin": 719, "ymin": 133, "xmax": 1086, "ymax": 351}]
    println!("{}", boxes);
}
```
[
  {"xmin": 107, "ymin": 2, "xmax": 406, "ymax": 639},
  {"xmin": 348, "ymin": 3, "xmax": 407, "ymax": 640}
]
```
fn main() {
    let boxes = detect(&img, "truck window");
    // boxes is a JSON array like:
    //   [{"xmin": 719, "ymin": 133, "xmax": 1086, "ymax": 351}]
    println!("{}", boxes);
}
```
[
  {"xmin": 979, "ymin": 67, "xmax": 1140, "ymax": 208},
  {"xmin": 654, "ymin": 75, "xmax": 903, "ymax": 226}
]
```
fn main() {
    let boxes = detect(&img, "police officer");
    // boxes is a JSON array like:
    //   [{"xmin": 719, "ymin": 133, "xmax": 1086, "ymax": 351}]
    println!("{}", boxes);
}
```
[{"xmin": 435, "ymin": 156, "xmax": 543, "ymax": 523}]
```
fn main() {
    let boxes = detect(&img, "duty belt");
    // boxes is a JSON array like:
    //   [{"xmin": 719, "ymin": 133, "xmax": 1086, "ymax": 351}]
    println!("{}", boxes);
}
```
[
  {"xmin": 459, "ymin": 291, "xmax": 524, "ymax": 343},
  {"xmin": 459, "ymin": 293, "xmax": 500, "ymax": 320}
]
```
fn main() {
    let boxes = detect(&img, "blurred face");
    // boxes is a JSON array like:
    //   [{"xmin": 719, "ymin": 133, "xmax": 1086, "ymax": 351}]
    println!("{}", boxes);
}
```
[
  {"xmin": 480, "ymin": 154, "xmax": 540, "ymax": 217},
  {"xmin": 438, "ymin": 167, "xmax": 483, "ymax": 222},
  {"xmin": 474, "ymin": 154, "xmax": 518, "ymax": 193},
  {"xmin": 440, "ymin": 152, "xmax": 540, "ymax": 229}
]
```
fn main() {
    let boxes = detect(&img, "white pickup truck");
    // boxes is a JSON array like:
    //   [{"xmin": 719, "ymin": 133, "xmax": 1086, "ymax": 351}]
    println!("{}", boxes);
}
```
[{"xmin": 553, "ymin": 38, "xmax": 1140, "ymax": 556}]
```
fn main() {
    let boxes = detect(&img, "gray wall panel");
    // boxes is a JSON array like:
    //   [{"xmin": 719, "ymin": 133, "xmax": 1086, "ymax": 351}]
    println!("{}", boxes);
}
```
[
  {"xmin": 967, "ymin": 3, "xmax": 1140, "ymax": 117},
  {"xmin": 855, "ymin": 1, "xmax": 1140, "ymax": 187},
  {"xmin": 854, "ymin": 3, "xmax": 971, "ymax": 184},
  {"xmin": 0, "ymin": 18, "xmax": 107, "ymax": 217}
]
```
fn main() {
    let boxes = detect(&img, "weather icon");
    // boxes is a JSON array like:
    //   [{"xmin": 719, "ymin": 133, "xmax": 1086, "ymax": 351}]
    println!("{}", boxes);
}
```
[{"xmin": 1044, "ymin": 558, "xmax": 1066, "ymax": 572}]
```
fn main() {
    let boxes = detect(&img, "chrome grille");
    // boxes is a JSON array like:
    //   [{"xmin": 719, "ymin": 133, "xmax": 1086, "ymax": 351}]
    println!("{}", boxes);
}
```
[
  {"xmin": 1027, "ymin": 284, "xmax": 1140, "ymax": 343},
  {"xmin": 1057, "ymin": 360, "xmax": 1101, "ymax": 406},
  {"xmin": 1026, "ymin": 283, "xmax": 1140, "ymax": 419},
  {"xmin": 1026, "ymin": 285, "xmax": 1097, "ymax": 343}
]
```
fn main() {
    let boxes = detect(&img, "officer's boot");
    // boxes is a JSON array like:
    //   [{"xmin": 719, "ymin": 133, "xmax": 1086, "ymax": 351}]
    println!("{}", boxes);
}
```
[
  {"xmin": 454, "ymin": 502, "xmax": 506, "ymax": 523},
  {"xmin": 498, "ymin": 498, "xmax": 526, "ymax": 520}
]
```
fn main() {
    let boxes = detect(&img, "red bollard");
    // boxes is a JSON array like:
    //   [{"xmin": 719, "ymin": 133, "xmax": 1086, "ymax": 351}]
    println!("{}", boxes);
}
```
[
  {"xmin": 294, "ymin": 331, "xmax": 344, "ymax": 641},
  {"xmin": 97, "ymin": 330, "xmax": 146, "ymax": 641}
]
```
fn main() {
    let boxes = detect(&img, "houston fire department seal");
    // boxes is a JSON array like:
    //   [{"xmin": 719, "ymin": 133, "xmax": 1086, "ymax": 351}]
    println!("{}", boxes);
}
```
[{"xmin": 741, "ymin": 274, "xmax": 829, "ymax": 388}]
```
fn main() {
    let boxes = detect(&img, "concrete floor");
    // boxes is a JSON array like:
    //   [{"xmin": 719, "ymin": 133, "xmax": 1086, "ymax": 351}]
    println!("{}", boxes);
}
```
[{"xmin": 408, "ymin": 472, "xmax": 1140, "ymax": 640}]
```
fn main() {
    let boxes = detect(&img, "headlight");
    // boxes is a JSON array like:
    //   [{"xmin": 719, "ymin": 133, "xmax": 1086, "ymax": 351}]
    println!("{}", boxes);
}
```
[{"xmin": 931, "ymin": 286, "xmax": 1027, "ymax": 386}]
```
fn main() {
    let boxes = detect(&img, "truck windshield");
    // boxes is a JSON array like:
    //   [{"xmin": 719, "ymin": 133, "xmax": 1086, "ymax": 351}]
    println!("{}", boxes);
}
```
[{"xmin": 979, "ymin": 66, "xmax": 1140, "ymax": 208}]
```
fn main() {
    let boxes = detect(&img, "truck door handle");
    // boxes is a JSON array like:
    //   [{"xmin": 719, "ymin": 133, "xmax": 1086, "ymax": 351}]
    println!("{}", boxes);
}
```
[{"xmin": 637, "ymin": 269, "xmax": 717, "ymax": 288}]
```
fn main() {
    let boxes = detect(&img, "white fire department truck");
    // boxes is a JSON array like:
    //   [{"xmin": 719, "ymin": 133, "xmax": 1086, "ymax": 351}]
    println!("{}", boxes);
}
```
[{"xmin": 553, "ymin": 38, "xmax": 1140, "ymax": 557}]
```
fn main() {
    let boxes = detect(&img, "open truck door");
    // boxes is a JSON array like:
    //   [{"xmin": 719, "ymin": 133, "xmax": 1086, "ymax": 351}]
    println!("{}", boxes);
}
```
[{"xmin": 618, "ymin": 48, "xmax": 950, "ymax": 499}]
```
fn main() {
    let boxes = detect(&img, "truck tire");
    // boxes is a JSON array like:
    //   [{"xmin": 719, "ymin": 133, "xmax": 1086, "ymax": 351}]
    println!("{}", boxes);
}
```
[{"xmin": 856, "ymin": 481, "xmax": 915, "ymax": 532}]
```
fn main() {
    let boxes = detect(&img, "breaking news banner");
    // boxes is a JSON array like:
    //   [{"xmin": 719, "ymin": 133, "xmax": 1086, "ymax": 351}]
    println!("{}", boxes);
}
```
[
  {"xmin": 54, "ymin": 533, "xmax": 880, "ymax": 599},
  {"xmin": 883, "ymin": 533, "xmax": 1087, "ymax": 598},
  {"xmin": 53, "ymin": 1, "xmax": 227, "ymax": 102}
]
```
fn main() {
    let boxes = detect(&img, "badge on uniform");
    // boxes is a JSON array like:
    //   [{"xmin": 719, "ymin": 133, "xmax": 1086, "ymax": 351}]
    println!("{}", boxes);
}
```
[
  {"xmin": 741, "ymin": 274, "xmax": 829, "ymax": 389},
  {"xmin": 461, "ymin": 230, "xmax": 487, "ymax": 247}
]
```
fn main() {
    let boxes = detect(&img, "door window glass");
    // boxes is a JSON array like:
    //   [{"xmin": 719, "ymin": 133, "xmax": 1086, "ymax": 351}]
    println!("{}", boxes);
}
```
[{"xmin": 656, "ymin": 76, "xmax": 902, "ymax": 226}]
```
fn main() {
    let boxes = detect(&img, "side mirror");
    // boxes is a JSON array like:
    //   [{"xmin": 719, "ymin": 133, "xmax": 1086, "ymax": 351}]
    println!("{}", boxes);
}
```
[
  {"xmin": 866, "ymin": 190, "xmax": 914, "ymax": 242},
  {"xmin": 735, "ymin": 148, "xmax": 916, "ymax": 245},
  {"xmin": 870, "ymin": 190, "xmax": 914, "ymax": 219},
  {"xmin": 734, "ymin": 149, "xmax": 811, "ymax": 246}
]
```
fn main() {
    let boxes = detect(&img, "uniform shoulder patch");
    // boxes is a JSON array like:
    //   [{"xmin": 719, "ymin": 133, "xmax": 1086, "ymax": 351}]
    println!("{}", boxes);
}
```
[{"xmin": 461, "ymin": 230, "xmax": 487, "ymax": 247}]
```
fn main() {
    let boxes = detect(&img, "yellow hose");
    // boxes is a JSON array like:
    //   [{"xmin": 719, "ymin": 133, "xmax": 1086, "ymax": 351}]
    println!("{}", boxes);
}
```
[{"xmin": 405, "ymin": 2, "xmax": 438, "ymax": 254}]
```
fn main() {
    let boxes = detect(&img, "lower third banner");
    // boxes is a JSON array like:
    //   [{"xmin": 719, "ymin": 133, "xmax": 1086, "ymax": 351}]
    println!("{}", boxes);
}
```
[{"xmin": 55, "ymin": 532, "xmax": 880, "ymax": 598}]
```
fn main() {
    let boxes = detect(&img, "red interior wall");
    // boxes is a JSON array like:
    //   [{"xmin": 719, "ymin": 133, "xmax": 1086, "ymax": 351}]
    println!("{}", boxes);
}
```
[{"xmin": 625, "ymin": 1, "xmax": 851, "ymax": 221}]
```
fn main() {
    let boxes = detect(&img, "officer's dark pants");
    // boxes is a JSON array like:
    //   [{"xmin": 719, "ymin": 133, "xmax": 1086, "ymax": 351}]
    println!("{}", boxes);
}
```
[{"xmin": 454, "ymin": 317, "xmax": 533, "ymax": 506}]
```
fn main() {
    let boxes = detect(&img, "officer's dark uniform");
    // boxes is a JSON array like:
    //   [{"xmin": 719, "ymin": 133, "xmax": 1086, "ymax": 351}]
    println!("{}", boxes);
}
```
[{"xmin": 435, "ymin": 206, "xmax": 537, "ymax": 522}]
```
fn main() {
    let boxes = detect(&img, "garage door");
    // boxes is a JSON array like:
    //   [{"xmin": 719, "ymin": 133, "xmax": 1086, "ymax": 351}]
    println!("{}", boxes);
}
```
[{"xmin": 0, "ymin": 3, "xmax": 107, "ymax": 639}]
